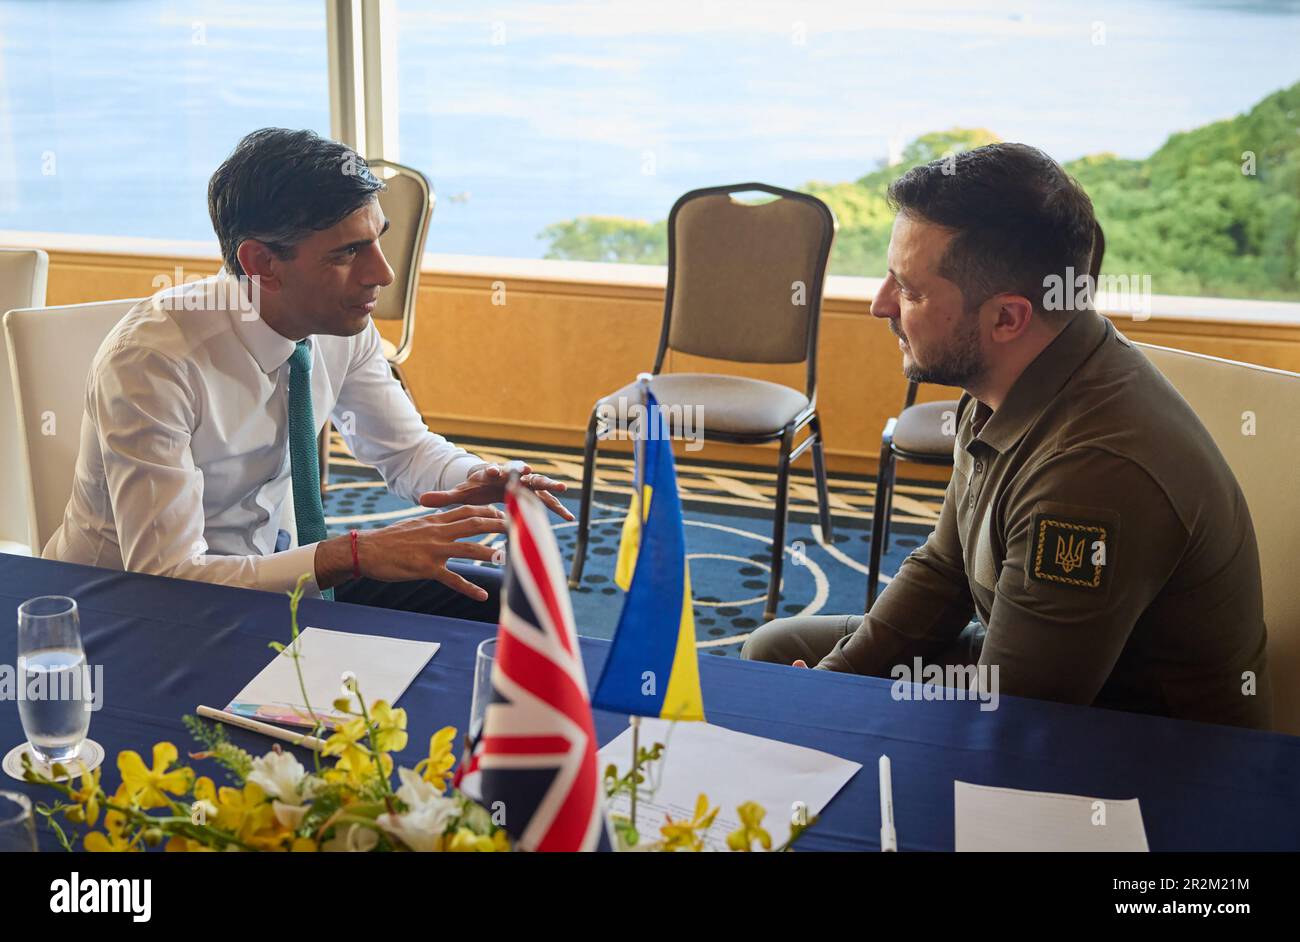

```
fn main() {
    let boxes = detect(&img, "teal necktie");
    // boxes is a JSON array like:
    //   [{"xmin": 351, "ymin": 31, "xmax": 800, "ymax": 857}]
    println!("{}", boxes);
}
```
[{"xmin": 287, "ymin": 340, "xmax": 333, "ymax": 600}]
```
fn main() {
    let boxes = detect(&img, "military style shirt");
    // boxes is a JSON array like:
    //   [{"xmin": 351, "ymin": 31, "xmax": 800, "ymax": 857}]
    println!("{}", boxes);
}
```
[{"xmin": 818, "ymin": 308, "xmax": 1272, "ymax": 730}]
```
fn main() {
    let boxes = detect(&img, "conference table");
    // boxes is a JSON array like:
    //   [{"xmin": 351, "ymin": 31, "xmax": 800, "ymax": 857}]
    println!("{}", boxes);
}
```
[{"xmin": 2, "ymin": 554, "xmax": 1298, "ymax": 853}]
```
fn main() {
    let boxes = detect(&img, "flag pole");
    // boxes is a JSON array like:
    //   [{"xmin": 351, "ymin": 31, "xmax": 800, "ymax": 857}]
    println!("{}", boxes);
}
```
[
  {"xmin": 633, "ymin": 372, "xmax": 653, "ymax": 527},
  {"xmin": 628, "ymin": 714, "xmax": 641, "ymax": 830},
  {"xmin": 627, "ymin": 372, "xmax": 653, "ymax": 833}
]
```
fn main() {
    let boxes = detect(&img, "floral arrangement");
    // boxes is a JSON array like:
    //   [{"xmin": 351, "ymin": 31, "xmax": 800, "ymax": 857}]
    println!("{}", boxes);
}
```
[
  {"xmin": 602, "ymin": 742, "xmax": 815, "ymax": 852},
  {"xmin": 24, "ymin": 575, "xmax": 815, "ymax": 852},
  {"xmin": 23, "ymin": 576, "xmax": 507, "ymax": 852}
]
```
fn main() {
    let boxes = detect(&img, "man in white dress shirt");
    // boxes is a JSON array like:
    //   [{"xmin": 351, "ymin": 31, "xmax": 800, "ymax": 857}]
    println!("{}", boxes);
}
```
[{"xmin": 45, "ymin": 128, "xmax": 571, "ymax": 621}]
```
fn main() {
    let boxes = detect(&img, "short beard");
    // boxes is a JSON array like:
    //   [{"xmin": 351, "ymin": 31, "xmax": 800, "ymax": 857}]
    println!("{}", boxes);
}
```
[{"xmin": 900, "ymin": 309, "xmax": 987, "ymax": 388}]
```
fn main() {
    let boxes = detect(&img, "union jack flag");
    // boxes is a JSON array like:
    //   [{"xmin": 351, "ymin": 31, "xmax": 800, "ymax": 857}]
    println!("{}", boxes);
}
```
[{"xmin": 456, "ymin": 479, "xmax": 609, "ymax": 851}]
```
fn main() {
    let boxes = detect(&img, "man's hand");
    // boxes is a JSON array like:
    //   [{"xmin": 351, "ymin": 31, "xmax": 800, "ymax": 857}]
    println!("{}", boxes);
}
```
[
  {"xmin": 419, "ymin": 462, "xmax": 574, "ymax": 522},
  {"xmin": 315, "ymin": 505, "xmax": 508, "ymax": 598}
]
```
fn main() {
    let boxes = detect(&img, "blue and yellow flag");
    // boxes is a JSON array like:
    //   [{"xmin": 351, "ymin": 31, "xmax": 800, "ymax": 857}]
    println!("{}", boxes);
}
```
[{"xmin": 592, "ymin": 390, "xmax": 705, "ymax": 722}]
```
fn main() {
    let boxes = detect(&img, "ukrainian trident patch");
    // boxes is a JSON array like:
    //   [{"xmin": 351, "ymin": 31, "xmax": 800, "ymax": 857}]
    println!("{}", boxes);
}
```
[{"xmin": 1029, "ymin": 514, "xmax": 1110, "ymax": 590}]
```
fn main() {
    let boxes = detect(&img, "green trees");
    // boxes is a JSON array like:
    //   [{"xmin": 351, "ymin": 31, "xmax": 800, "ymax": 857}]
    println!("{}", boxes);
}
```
[
  {"xmin": 539, "ymin": 216, "xmax": 667, "ymax": 265},
  {"xmin": 1067, "ymin": 83, "xmax": 1300, "ymax": 300},
  {"xmin": 538, "ymin": 83, "xmax": 1300, "ymax": 302}
]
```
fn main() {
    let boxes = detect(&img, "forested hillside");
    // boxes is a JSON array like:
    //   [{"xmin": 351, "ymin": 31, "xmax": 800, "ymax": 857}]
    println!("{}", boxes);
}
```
[{"xmin": 540, "ymin": 83, "xmax": 1300, "ymax": 301}]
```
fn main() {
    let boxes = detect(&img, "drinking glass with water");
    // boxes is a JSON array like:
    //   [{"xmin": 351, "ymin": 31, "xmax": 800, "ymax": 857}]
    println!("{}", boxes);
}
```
[
  {"xmin": 16, "ymin": 596, "xmax": 92, "ymax": 766},
  {"xmin": 0, "ymin": 791, "xmax": 37, "ymax": 851},
  {"xmin": 469, "ymin": 637, "xmax": 497, "ymax": 743}
]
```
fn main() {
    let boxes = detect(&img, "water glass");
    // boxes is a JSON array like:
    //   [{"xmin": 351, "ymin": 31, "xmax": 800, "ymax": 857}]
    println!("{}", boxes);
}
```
[
  {"xmin": 16, "ymin": 596, "xmax": 92, "ymax": 766},
  {"xmin": 0, "ymin": 791, "xmax": 38, "ymax": 852},
  {"xmin": 469, "ymin": 637, "xmax": 498, "ymax": 741}
]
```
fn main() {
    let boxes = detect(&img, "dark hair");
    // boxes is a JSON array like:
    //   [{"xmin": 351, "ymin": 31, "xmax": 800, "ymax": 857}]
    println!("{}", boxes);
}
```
[
  {"xmin": 886, "ymin": 143, "xmax": 1098, "ymax": 321},
  {"xmin": 208, "ymin": 128, "xmax": 385, "ymax": 277}
]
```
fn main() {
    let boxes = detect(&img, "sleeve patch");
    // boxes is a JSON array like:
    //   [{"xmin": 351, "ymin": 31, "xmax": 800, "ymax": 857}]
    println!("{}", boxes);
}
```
[{"xmin": 1029, "ymin": 514, "xmax": 1110, "ymax": 590}]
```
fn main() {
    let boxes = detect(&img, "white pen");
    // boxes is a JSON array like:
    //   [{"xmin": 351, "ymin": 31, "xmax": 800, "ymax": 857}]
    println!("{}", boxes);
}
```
[
  {"xmin": 879, "ymin": 754, "xmax": 897, "ymax": 852},
  {"xmin": 196, "ymin": 705, "xmax": 327, "ymax": 753}
]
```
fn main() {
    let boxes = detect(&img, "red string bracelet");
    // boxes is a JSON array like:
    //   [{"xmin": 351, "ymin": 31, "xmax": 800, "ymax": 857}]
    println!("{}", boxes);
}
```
[{"xmin": 350, "ymin": 529, "xmax": 361, "ymax": 580}]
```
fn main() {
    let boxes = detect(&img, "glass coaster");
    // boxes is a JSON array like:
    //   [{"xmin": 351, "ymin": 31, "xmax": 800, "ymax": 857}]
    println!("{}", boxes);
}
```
[{"xmin": 3, "ymin": 740, "xmax": 105, "ymax": 783}]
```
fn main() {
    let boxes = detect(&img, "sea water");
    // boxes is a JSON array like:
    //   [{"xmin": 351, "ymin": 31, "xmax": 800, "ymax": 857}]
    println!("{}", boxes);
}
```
[{"xmin": 16, "ymin": 648, "xmax": 93, "ymax": 764}]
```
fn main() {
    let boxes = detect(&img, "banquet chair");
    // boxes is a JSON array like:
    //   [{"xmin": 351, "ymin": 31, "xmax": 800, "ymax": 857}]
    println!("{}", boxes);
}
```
[
  {"xmin": 864, "ymin": 380, "xmax": 959, "ymax": 608},
  {"xmin": 318, "ymin": 159, "xmax": 434, "ymax": 495},
  {"xmin": 865, "ymin": 223, "xmax": 1108, "ymax": 608},
  {"xmin": 369, "ymin": 159, "xmax": 434, "ymax": 400},
  {"xmin": 0, "ymin": 248, "xmax": 49, "ymax": 554},
  {"xmin": 1136, "ymin": 343, "xmax": 1300, "ymax": 737},
  {"xmin": 567, "ymin": 183, "xmax": 837, "ymax": 623},
  {"xmin": 4, "ymin": 298, "xmax": 141, "ymax": 553}
]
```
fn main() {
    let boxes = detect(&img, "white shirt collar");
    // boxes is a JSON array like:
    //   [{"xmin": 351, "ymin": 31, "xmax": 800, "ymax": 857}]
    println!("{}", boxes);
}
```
[{"xmin": 218, "ymin": 270, "xmax": 303, "ymax": 374}]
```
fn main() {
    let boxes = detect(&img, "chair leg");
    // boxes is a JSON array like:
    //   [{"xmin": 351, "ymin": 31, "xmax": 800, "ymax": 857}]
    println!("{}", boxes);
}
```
[
  {"xmin": 866, "ymin": 442, "xmax": 895, "ymax": 611},
  {"xmin": 809, "ymin": 414, "xmax": 834, "ymax": 544},
  {"xmin": 319, "ymin": 423, "xmax": 331, "ymax": 501},
  {"xmin": 764, "ymin": 426, "xmax": 795, "ymax": 623},
  {"xmin": 568, "ymin": 408, "xmax": 601, "ymax": 588},
  {"xmin": 881, "ymin": 459, "xmax": 897, "ymax": 552}
]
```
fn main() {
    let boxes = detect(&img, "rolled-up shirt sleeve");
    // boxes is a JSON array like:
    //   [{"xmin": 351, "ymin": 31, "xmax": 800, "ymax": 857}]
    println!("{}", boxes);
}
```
[
  {"xmin": 816, "ymin": 468, "xmax": 976, "ymax": 674},
  {"xmin": 94, "ymin": 344, "xmax": 322, "ymax": 594},
  {"xmin": 330, "ymin": 323, "xmax": 484, "ymax": 502}
]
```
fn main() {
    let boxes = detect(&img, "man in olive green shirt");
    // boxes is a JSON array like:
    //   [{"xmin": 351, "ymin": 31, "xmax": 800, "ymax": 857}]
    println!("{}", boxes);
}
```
[{"xmin": 743, "ymin": 143, "xmax": 1271, "ymax": 731}]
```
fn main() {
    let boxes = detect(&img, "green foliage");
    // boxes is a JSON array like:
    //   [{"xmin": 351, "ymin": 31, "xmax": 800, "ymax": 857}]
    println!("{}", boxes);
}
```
[
  {"xmin": 537, "ymin": 84, "xmax": 1300, "ymax": 301},
  {"xmin": 538, "ymin": 215, "xmax": 667, "ymax": 264},
  {"xmin": 603, "ymin": 741, "xmax": 665, "ymax": 802},
  {"xmin": 34, "ymin": 800, "xmax": 75, "ymax": 851},
  {"xmin": 1065, "ymin": 82, "xmax": 1300, "ymax": 300},
  {"xmin": 181, "ymin": 714, "xmax": 253, "ymax": 783}
]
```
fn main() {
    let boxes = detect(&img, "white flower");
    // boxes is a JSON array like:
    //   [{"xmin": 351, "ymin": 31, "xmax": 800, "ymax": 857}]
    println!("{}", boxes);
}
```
[
  {"xmin": 247, "ymin": 751, "xmax": 308, "ymax": 804},
  {"xmin": 272, "ymin": 800, "xmax": 308, "ymax": 830},
  {"xmin": 321, "ymin": 822, "xmax": 379, "ymax": 853},
  {"xmin": 376, "ymin": 767, "xmax": 460, "ymax": 852},
  {"xmin": 393, "ymin": 766, "xmax": 447, "ymax": 810}
]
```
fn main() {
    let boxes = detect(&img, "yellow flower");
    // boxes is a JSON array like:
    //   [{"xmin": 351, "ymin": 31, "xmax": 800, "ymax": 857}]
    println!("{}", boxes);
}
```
[
  {"xmin": 726, "ymin": 801, "xmax": 772, "ymax": 852},
  {"xmin": 193, "ymin": 775, "xmax": 216, "ymax": 804},
  {"xmin": 445, "ymin": 826, "xmax": 506, "ymax": 852},
  {"xmin": 247, "ymin": 823, "xmax": 296, "ymax": 852},
  {"xmin": 67, "ymin": 763, "xmax": 102, "ymax": 827},
  {"xmin": 414, "ymin": 726, "xmax": 458, "ymax": 793},
  {"xmin": 323, "ymin": 716, "xmax": 375, "ymax": 779},
  {"xmin": 117, "ymin": 742, "xmax": 194, "ymax": 810},
  {"xmin": 659, "ymin": 794, "xmax": 719, "ymax": 852},
  {"xmin": 325, "ymin": 701, "xmax": 407, "ymax": 784},
  {"xmin": 215, "ymin": 781, "xmax": 275, "ymax": 844},
  {"xmin": 368, "ymin": 700, "xmax": 408, "ymax": 754},
  {"xmin": 164, "ymin": 835, "xmax": 215, "ymax": 853},
  {"xmin": 290, "ymin": 836, "xmax": 318, "ymax": 852},
  {"xmin": 84, "ymin": 809, "xmax": 136, "ymax": 852}
]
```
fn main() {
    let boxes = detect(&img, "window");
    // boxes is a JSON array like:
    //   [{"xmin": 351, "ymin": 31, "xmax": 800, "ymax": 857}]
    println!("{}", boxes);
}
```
[
  {"xmin": 0, "ymin": 0, "xmax": 329, "ymax": 242},
  {"xmin": 395, "ymin": 0, "xmax": 1300, "ymax": 302}
]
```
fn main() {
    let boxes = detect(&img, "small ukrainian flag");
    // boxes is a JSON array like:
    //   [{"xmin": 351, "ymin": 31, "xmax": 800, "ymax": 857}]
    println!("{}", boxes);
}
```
[{"xmin": 592, "ymin": 389, "xmax": 705, "ymax": 722}]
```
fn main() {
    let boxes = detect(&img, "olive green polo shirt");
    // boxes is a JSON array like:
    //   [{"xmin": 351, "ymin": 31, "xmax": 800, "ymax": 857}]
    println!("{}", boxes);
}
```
[{"xmin": 818, "ymin": 308, "xmax": 1272, "ymax": 730}]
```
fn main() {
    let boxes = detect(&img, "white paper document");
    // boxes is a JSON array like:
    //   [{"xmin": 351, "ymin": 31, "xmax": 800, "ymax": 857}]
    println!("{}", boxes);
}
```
[
  {"xmin": 954, "ymin": 781, "xmax": 1149, "ymax": 852},
  {"xmin": 598, "ymin": 720, "xmax": 861, "ymax": 850},
  {"xmin": 226, "ymin": 627, "xmax": 439, "ymax": 729}
]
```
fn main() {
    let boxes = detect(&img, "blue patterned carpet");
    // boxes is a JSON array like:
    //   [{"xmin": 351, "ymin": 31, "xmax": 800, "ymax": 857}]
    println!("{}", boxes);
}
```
[{"xmin": 322, "ymin": 435, "xmax": 945, "ymax": 658}]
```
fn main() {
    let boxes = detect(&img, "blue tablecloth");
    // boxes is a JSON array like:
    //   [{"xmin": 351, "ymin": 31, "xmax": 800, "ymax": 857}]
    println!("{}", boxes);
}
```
[{"xmin": 3, "ymin": 553, "xmax": 1298, "ymax": 852}]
